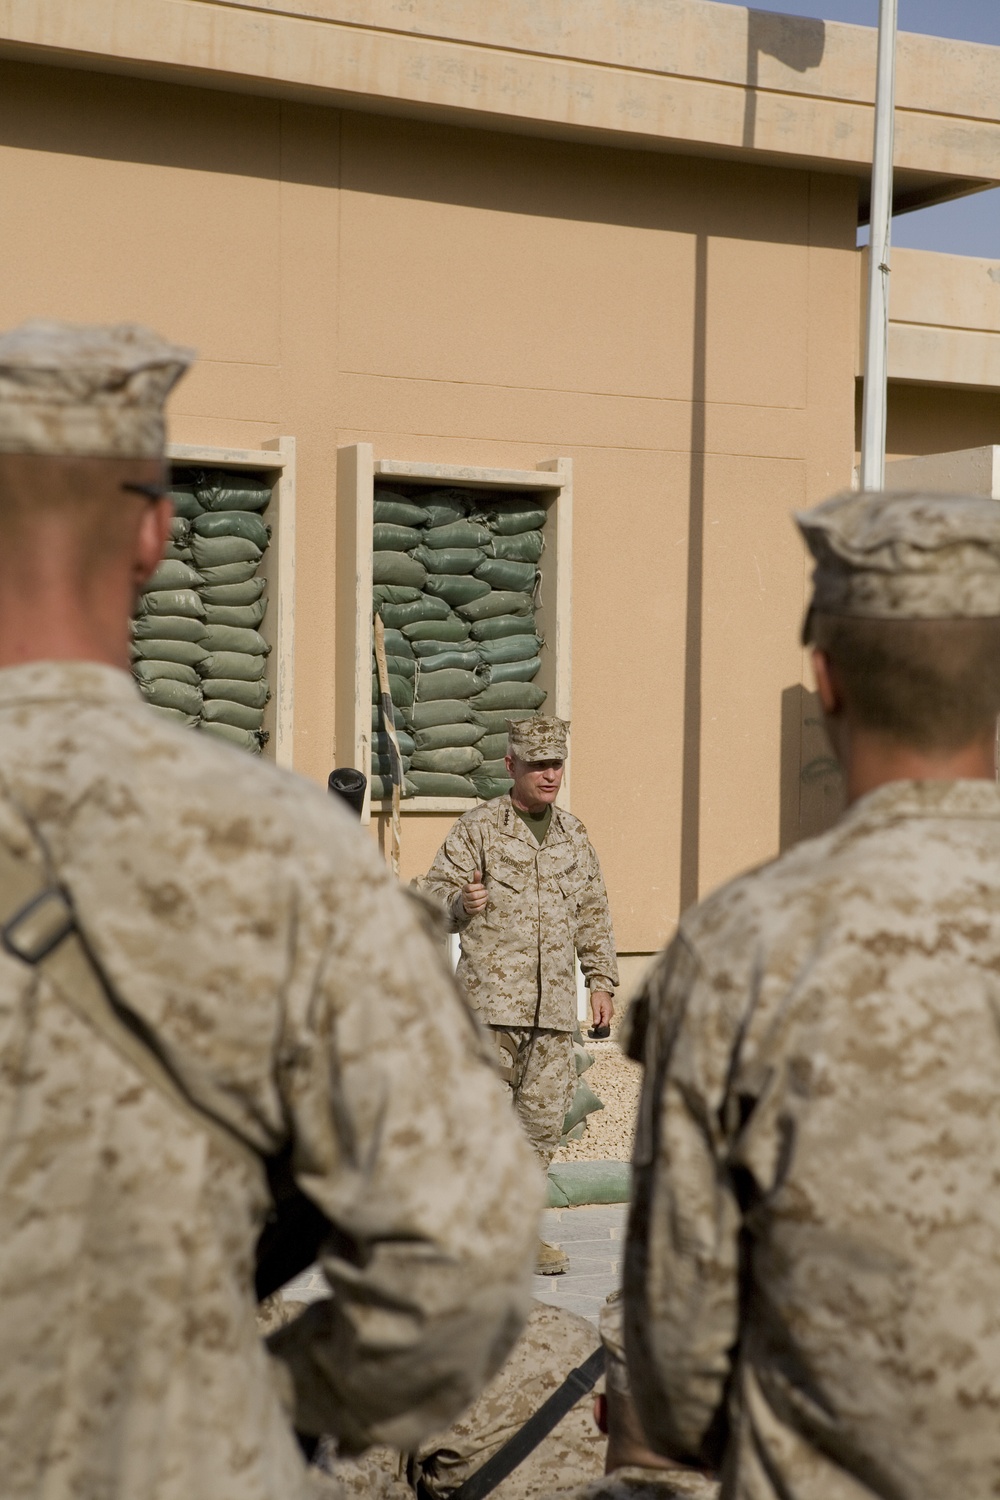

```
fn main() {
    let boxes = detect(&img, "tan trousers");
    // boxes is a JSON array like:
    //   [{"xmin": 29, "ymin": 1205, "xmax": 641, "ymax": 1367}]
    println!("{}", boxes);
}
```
[{"xmin": 490, "ymin": 1026, "xmax": 575, "ymax": 1171}]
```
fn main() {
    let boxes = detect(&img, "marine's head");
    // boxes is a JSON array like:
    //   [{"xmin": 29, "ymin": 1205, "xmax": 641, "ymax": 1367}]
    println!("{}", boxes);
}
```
[
  {"xmin": 505, "ymin": 715, "xmax": 568, "ymax": 811},
  {"xmin": 795, "ymin": 488, "xmax": 1000, "ymax": 780},
  {"xmin": 0, "ymin": 318, "xmax": 194, "ymax": 672}
]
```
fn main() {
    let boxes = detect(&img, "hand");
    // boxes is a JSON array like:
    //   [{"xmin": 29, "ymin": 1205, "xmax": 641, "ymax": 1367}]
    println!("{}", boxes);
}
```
[
  {"xmin": 590, "ymin": 991, "xmax": 615, "ymax": 1029},
  {"xmin": 462, "ymin": 869, "xmax": 488, "ymax": 916}
]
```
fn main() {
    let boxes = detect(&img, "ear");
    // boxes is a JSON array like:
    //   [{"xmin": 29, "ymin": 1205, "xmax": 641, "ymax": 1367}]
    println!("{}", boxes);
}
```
[
  {"xmin": 811, "ymin": 648, "xmax": 843, "ymax": 719},
  {"xmin": 504, "ymin": 753, "xmax": 516, "ymax": 776},
  {"xmin": 133, "ymin": 496, "xmax": 174, "ymax": 586}
]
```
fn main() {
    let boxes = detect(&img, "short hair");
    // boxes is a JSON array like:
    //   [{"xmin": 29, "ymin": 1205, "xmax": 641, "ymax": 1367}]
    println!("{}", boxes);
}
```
[{"xmin": 809, "ymin": 611, "xmax": 1000, "ymax": 751}]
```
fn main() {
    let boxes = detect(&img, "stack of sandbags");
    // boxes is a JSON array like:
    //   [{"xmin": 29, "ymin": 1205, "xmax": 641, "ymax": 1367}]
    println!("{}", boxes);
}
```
[
  {"xmin": 131, "ymin": 470, "xmax": 273, "ymax": 754},
  {"xmin": 371, "ymin": 486, "xmax": 547, "ymax": 801}
]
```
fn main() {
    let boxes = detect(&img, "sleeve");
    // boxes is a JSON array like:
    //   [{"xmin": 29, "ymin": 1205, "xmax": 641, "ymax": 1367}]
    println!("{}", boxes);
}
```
[
  {"xmin": 574, "ymin": 839, "xmax": 619, "ymax": 991},
  {"xmin": 265, "ymin": 826, "xmax": 542, "ymax": 1454},
  {"xmin": 415, "ymin": 817, "xmax": 485, "ymax": 933},
  {"xmin": 622, "ymin": 933, "xmax": 741, "ymax": 1465}
]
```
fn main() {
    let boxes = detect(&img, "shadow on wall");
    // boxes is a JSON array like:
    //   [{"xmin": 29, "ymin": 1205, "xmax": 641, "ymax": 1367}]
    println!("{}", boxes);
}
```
[
  {"xmin": 743, "ymin": 11, "xmax": 826, "ymax": 151},
  {"xmin": 779, "ymin": 684, "xmax": 845, "ymax": 852}
]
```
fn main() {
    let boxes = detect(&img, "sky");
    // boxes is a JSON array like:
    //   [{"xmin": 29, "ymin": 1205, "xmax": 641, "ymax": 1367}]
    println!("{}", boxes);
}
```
[{"xmin": 713, "ymin": 0, "xmax": 1000, "ymax": 256}]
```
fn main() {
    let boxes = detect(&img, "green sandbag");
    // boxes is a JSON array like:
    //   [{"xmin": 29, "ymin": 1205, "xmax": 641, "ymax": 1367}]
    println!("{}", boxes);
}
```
[
  {"xmin": 415, "ymin": 668, "xmax": 488, "ymax": 702},
  {"xmin": 410, "ymin": 637, "xmax": 470, "ymax": 658},
  {"xmin": 407, "ymin": 771, "xmax": 478, "ymax": 798},
  {"xmin": 474, "ymin": 757, "xmax": 510, "ymax": 780},
  {"xmin": 470, "ymin": 614, "xmax": 538, "ymax": 641},
  {"xmin": 425, "ymin": 575, "xmax": 492, "ymax": 608},
  {"xmin": 477, "ymin": 732, "xmax": 510, "ymax": 761},
  {"xmin": 373, "ymin": 729, "xmax": 416, "ymax": 759},
  {"xmin": 489, "ymin": 656, "xmax": 542, "ymax": 684},
  {"xmin": 562, "ymin": 1079, "xmax": 604, "ymax": 1135},
  {"xmin": 372, "ymin": 552, "xmax": 428, "ymax": 589},
  {"xmin": 371, "ymin": 672, "xmax": 414, "ymax": 708},
  {"xmin": 203, "ymin": 602, "xmax": 267, "ymax": 629},
  {"xmin": 411, "ymin": 746, "xmax": 483, "ymax": 775},
  {"xmin": 490, "ymin": 530, "xmax": 544, "ymax": 563},
  {"xmin": 137, "ymin": 589, "xmax": 206, "ymax": 621},
  {"xmin": 202, "ymin": 698, "xmax": 265, "ymax": 731},
  {"xmin": 374, "ymin": 628, "xmax": 412, "ymax": 659},
  {"xmin": 198, "ymin": 560, "xmax": 261, "ymax": 586},
  {"xmin": 373, "ymin": 522, "xmax": 422, "ymax": 551},
  {"xmin": 199, "ymin": 576, "xmax": 266, "ymax": 606},
  {"xmin": 473, "ymin": 708, "xmax": 531, "ymax": 735},
  {"xmin": 131, "ymin": 638, "xmax": 208, "ymax": 667},
  {"xmin": 132, "ymin": 660, "xmax": 200, "ymax": 687},
  {"xmin": 164, "ymin": 542, "xmax": 193, "ymax": 562},
  {"xmin": 408, "ymin": 699, "xmax": 475, "ymax": 730},
  {"xmin": 193, "ymin": 510, "xmax": 271, "ymax": 550},
  {"xmin": 422, "ymin": 520, "xmax": 492, "ymax": 550},
  {"xmin": 373, "ymin": 584, "xmax": 423, "ymax": 607},
  {"xmin": 373, "ymin": 493, "xmax": 430, "ymax": 527},
  {"xmin": 470, "ymin": 775, "xmax": 513, "ymax": 801},
  {"xmin": 546, "ymin": 1161, "xmax": 631, "ymax": 1209},
  {"xmin": 458, "ymin": 590, "xmax": 534, "ymax": 622},
  {"xmin": 202, "ymin": 677, "xmax": 271, "ymax": 709},
  {"xmin": 372, "ymin": 701, "xmax": 406, "ymax": 731},
  {"xmin": 199, "ymin": 720, "xmax": 263, "ymax": 753},
  {"xmin": 401, "ymin": 616, "xmax": 470, "ymax": 642},
  {"xmin": 413, "ymin": 722, "xmax": 484, "ymax": 751},
  {"xmin": 474, "ymin": 558, "xmax": 537, "ymax": 592},
  {"xmin": 196, "ymin": 473, "xmax": 272, "ymax": 513},
  {"xmin": 168, "ymin": 485, "xmax": 202, "ymax": 518},
  {"xmin": 199, "ymin": 651, "xmax": 267, "ymax": 682},
  {"xmin": 144, "ymin": 559, "xmax": 202, "ymax": 592},
  {"xmin": 471, "ymin": 681, "xmax": 547, "ymax": 711},
  {"xmin": 476, "ymin": 634, "xmax": 542, "ymax": 664},
  {"xmin": 190, "ymin": 534, "xmax": 262, "ymax": 569},
  {"xmin": 416, "ymin": 649, "xmax": 480, "ymax": 672},
  {"xmin": 169, "ymin": 516, "xmax": 191, "ymax": 542},
  {"xmin": 133, "ymin": 614, "xmax": 206, "ymax": 643},
  {"xmin": 147, "ymin": 703, "xmax": 199, "ymax": 728},
  {"xmin": 419, "ymin": 490, "xmax": 469, "ymax": 527},
  {"xmin": 371, "ymin": 759, "xmax": 412, "ymax": 785},
  {"xmin": 370, "ymin": 774, "xmax": 418, "ymax": 800},
  {"xmin": 376, "ymin": 596, "xmax": 450, "ymax": 629},
  {"xmin": 373, "ymin": 653, "xmax": 415, "ymax": 680},
  {"xmin": 487, "ymin": 504, "xmax": 546, "ymax": 535},
  {"xmin": 202, "ymin": 624, "xmax": 270, "ymax": 656},
  {"xmin": 411, "ymin": 546, "xmax": 485, "ymax": 576},
  {"xmin": 139, "ymin": 679, "xmax": 204, "ymax": 715}
]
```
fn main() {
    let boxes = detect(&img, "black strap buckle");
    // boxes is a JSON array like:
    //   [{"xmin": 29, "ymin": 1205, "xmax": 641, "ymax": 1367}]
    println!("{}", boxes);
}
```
[{"xmin": 2, "ymin": 886, "xmax": 75, "ymax": 965}]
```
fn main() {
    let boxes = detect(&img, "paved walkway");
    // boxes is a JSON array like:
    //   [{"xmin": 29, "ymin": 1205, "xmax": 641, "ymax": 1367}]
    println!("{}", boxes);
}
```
[{"xmin": 285, "ymin": 1203, "xmax": 627, "ymax": 1329}]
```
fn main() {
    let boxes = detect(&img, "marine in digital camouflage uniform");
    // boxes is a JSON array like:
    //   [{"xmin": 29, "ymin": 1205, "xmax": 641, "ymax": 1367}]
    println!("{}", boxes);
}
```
[
  {"xmin": 324, "ymin": 1300, "xmax": 606, "ymax": 1500},
  {"xmin": 0, "ymin": 321, "xmax": 541, "ymax": 1500},
  {"xmin": 420, "ymin": 717, "xmax": 618, "ymax": 1271},
  {"xmin": 625, "ymin": 488, "xmax": 1000, "ymax": 1499}
]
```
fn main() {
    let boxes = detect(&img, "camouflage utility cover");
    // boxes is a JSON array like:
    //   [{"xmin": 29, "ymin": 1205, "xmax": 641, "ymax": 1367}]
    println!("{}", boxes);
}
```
[
  {"xmin": 626, "ymin": 778, "xmax": 1000, "ymax": 1499},
  {"xmin": 0, "ymin": 661, "xmax": 540, "ymax": 1500},
  {"xmin": 507, "ymin": 716, "xmax": 569, "ymax": 763},
  {"xmin": 419, "ymin": 795, "xmax": 618, "ymax": 1029},
  {"xmin": 327, "ymin": 1301, "xmax": 606, "ymax": 1500}
]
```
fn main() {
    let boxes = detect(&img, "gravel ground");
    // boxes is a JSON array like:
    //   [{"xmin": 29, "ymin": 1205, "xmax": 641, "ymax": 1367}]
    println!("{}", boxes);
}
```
[{"xmin": 553, "ymin": 1031, "xmax": 641, "ymax": 1164}]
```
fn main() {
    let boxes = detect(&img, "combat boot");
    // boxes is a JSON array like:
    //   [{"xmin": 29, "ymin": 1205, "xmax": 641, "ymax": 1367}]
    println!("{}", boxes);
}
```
[{"xmin": 535, "ymin": 1239, "xmax": 569, "ymax": 1275}]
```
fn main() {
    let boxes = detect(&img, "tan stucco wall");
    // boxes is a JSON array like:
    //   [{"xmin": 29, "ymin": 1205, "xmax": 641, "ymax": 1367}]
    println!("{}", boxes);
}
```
[{"xmin": 0, "ymin": 58, "xmax": 859, "ymax": 952}]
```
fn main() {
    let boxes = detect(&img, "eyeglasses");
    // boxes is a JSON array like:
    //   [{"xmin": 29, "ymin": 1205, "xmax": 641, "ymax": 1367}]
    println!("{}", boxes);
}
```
[{"xmin": 121, "ymin": 481, "xmax": 169, "ymax": 501}]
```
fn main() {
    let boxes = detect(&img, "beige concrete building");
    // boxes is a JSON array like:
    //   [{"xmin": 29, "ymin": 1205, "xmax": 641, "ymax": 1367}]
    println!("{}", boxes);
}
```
[{"xmin": 1, "ymin": 1, "xmax": 998, "ymax": 976}]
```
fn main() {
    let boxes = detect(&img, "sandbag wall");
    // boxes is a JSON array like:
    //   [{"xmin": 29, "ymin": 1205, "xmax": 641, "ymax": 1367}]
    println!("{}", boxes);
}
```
[
  {"xmin": 371, "ymin": 485, "xmax": 547, "ymax": 801},
  {"xmin": 130, "ymin": 467, "xmax": 273, "ymax": 753}
]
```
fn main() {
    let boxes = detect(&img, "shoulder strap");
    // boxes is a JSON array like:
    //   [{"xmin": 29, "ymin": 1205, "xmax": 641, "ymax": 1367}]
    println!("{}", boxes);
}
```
[
  {"xmin": 0, "ymin": 839, "xmax": 259, "ymax": 1175},
  {"xmin": 420, "ymin": 1345, "xmax": 605, "ymax": 1500}
]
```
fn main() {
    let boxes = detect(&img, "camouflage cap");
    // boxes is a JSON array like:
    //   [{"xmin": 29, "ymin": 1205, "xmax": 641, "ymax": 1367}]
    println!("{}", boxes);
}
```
[
  {"xmin": 0, "ymin": 320, "xmax": 193, "ymax": 459},
  {"xmin": 796, "ymin": 489, "xmax": 1000, "ymax": 637},
  {"xmin": 506, "ymin": 715, "xmax": 569, "ymax": 763}
]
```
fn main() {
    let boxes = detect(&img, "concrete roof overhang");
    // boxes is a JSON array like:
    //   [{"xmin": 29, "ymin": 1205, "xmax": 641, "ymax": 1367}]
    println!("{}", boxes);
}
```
[{"xmin": 0, "ymin": 0, "xmax": 997, "ymax": 220}]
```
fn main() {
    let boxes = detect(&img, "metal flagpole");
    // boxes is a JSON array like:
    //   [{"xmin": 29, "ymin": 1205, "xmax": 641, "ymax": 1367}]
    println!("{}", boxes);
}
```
[{"xmin": 859, "ymin": 0, "xmax": 899, "ymax": 491}]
